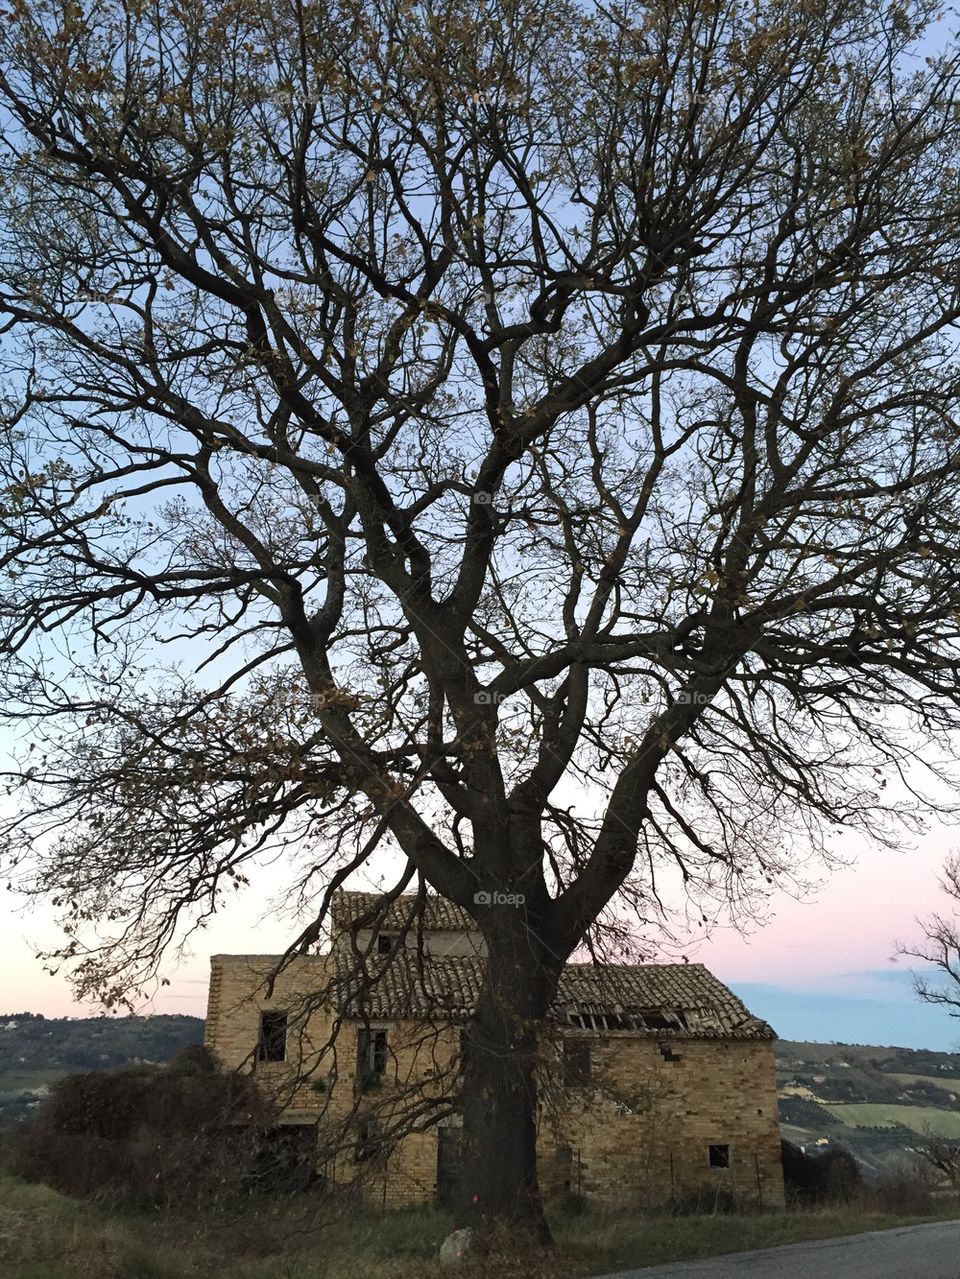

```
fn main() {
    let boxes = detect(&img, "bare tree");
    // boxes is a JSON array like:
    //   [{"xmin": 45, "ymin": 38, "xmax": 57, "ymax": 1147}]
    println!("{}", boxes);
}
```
[
  {"xmin": 4, "ymin": 0, "xmax": 960, "ymax": 1239},
  {"xmin": 916, "ymin": 1132, "xmax": 960, "ymax": 1187},
  {"xmin": 904, "ymin": 852, "xmax": 960, "ymax": 1020}
]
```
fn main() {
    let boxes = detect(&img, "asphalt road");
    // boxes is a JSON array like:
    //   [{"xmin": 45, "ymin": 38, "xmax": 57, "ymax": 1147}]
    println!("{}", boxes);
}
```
[{"xmin": 591, "ymin": 1220, "xmax": 960, "ymax": 1279}]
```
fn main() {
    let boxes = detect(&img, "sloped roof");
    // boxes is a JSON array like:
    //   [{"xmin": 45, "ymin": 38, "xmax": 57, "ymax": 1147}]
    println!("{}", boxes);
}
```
[
  {"xmin": 329, "ymin": 948, "xmax": 774, "ymax": 1040},
  {"xmin": 331, "ymin": 890, "xmax": 475, "ymax": 934},
  {"xmin": 557, "ymin": 963, "xmax": 771, "ymax": 1037}
]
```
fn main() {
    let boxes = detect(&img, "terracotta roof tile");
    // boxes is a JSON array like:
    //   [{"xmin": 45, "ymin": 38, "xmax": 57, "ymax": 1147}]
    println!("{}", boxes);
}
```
[
  {"xmin": 332, "ymin": 947, "xmax": 481, "ymax": 1020},
  {"xmin": 331, "ymin": 890, "xmax": 475, "ymax": 934},
  {"xmin": 329, "ymin": 948, "xmax": 774, "ymax": 1040},
  {"xmin": 557, "ymin": 962, "xmax": 773, "ymax": 1037}
]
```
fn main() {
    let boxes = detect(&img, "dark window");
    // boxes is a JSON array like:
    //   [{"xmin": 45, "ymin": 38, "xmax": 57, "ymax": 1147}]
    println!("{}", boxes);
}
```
[
  {"xmin": 563, "ymin": 1038, "xmax": 591, "ymax": 1086},
  {"xmin": 358, "ymin": 1028, "xmax": 389, "ymax": 1083},
  {"xmin": 254, "ymin": 1124, "xmax": 318, "ymax": 1192},
  {"xmin": 436, "ymin": 1125, "xmax": 465, "ymax": 1204},
  {"xmin": 376, "ymin": 933, "xmax": 392, "ymax": 955},
  {"xmin": 709, "ymin": 1143, "xmax": 730, "ymax": 1169},
  {"xmin": 355, "ymin": 1119, "xmax": 379, "ymax": 1163},
  {"xmin": 257, "ymin": 1010, "xmax": 288, "ymax": 1062}
]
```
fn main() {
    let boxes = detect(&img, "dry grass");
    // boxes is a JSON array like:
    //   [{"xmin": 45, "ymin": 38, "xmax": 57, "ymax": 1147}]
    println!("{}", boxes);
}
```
[{"xmin": 1, "ymin": 1172, "xmax": 958, "ymax": 1279}]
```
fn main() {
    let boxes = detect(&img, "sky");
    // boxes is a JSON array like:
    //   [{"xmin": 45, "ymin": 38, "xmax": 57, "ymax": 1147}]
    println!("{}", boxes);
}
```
[{"xmin": 2, "ymin": 817, "xmax": 959, "ymax": 1052}]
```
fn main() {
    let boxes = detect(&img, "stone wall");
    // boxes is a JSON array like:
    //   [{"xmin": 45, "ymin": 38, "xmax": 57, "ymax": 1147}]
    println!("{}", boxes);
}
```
[
  {"xmin": 538, "ymin": 1034, "xmax": 784, "ymax": 1209},
  {"xmin": 205, "ymin": 954, "xmax": 334, "ymax": 1110},
  {"xmin": 206, "ymin": 954, "xmax": 460, "ymax": 1204}
]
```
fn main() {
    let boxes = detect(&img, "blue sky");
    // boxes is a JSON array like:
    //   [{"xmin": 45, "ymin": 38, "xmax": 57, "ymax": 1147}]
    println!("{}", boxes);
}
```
[{"xmin": 731, "ymin": 969, "xmax": 960, "ymax": 1051}]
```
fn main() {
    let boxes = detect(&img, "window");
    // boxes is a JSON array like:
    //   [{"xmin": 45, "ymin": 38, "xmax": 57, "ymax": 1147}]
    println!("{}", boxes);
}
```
[
  {"xmin": 355, "ymin": 1119, "xmax": 379, "ymax": 1163},
  {"xmin": 436, "ymin": 1125, "xmax": 465, "ymax": 1204},
  {"xmin": 357, "ymin": 1027, "xmax": 389, "ymax": 1084},
  {"xmin": 255, "ymin": 1124, "xmax": 317, "ymax": 1191},
  {"xmin": 709, "ymin": 1143, "xmax": 730, "ymax": 1170},
  {"xmin": 376, "ymin": 933, "xmax": 393, "ymax": 955},
  {"xmin": 563, "ymin": 1038, "xmax": 591, "ymax": 1086},
  {"xmin": 257, "ymin": 1010, "xmax": 288, "ymax": 1063}
]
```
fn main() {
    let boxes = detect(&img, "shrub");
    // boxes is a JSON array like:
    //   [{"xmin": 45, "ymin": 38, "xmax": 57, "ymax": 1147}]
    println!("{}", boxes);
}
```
[
  {"xmin": 916, "ymin": 1137, "xmax": 960, "ymax": 1188},
  {"xmin": 867, "ymin": 1170, "xmax": 934, "ymax": 1216},
  {"xmin": 0, "ymin": 1046, "xmax": 307, "ymax": 1209},
  {"xmin": 780, "ymin": 1140, "xmax": 862, "ymax": 1206}
]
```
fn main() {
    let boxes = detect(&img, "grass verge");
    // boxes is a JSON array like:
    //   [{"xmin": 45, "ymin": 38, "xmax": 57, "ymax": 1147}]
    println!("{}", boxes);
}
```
[{"xmin": 0, "ymin": 1172, "xmax": 958, "ymax": 1278}]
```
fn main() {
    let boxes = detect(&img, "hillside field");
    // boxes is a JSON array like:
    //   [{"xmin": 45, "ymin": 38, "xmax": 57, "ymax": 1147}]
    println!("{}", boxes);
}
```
[
  {"xmin": 776, "ymin": 1040, "xmax": 960, "ymax": 1172},
  {"xmin": 822, "ymin": 1104, "xmax": 960, "ymax": 1138},
  {"xmin": 887, "ymin": 1073, "xmax": 960, "ymax": 1094}
]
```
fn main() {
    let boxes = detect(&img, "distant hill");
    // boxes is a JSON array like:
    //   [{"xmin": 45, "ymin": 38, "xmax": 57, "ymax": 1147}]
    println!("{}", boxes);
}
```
[
  {"xmin": 776, "ymin": 1039, "xmax": 960, "ymax": 1175},
  {"xmin": 0, "ymin": 1012, "xmax": 204, "ymax": 1124}
]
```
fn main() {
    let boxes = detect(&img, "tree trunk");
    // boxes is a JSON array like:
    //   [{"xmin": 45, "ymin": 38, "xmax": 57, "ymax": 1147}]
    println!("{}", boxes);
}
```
[{"xmin": 455, "ymin": 920, "xmax": 559, "ymax": 1243}]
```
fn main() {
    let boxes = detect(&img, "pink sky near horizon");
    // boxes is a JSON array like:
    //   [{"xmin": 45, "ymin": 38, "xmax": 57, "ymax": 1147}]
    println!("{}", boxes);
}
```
[{"xmin": 2, "ymin": 821, "xmax": 955, "ymax": 1021}]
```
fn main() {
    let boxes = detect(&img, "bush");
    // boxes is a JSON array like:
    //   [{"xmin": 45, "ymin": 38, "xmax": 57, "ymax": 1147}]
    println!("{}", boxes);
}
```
[
  {"xmin": 0, "ymin": 1045, "xmax": 308, "ymax": 1209},
  {"xmin": 781, "ymin": 1140, "xmax": 862, "ymax": 1206},
  {"xmin": 867, "ymin": 1170, "xmax": 934, "ymax": 1217}
]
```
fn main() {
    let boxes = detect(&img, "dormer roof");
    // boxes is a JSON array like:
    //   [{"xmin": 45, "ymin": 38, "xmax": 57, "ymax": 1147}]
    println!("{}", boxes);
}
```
[{"xmin": 330, "ymin": 889, "xmax": 476, "ymax": 934}]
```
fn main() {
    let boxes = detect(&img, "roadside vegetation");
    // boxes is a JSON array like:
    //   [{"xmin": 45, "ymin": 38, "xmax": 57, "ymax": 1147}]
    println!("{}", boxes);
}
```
[
  {"xmin": 2, "ymin": 1041, "xmax": 959, "ymax": 1276},
  {"xmin": 1, "ymin": 1168, "xmax": 958, "ymax": 1279},
  {"xmin": 2, "ymin": 1062, "xmax": 959, "ymax": 1279}
]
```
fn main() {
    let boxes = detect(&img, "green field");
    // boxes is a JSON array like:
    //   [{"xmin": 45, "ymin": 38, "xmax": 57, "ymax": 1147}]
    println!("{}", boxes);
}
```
[
  {"xmin": 823, "ymin": 1104, "xmax": 960, "ymax": 1137},
  {"xmin": 886, "ymin": 1073, "xmax": 960, "ymax": 1093}
]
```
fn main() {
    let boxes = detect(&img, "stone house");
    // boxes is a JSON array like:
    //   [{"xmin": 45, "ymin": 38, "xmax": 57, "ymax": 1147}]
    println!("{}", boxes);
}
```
[{"xmin": 204, "ymin": 890, "xmax": 784, "ymax": 1208}]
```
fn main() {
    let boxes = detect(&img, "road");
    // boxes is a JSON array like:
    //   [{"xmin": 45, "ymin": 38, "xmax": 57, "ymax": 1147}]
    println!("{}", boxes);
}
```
[{"xmin": 591, "ymin": 1220, "xmax": 960, "ymax": 1279}]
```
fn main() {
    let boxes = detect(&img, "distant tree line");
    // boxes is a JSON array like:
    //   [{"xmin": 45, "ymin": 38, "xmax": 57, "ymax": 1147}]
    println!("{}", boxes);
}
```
[{"xmin": 0, "ymin": 1015, "xmax": 203, "ymax": 1074}]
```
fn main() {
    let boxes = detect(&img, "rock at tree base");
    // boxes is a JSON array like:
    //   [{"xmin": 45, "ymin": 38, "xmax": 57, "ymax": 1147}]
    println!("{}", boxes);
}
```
[{"xmin": 440, "ymin": 1228, "xmax": 474, "ymax": 1266}]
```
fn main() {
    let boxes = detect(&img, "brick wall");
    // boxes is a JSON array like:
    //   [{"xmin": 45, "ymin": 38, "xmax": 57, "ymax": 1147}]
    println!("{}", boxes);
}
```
[
  {"xmin": 205, "ymin": 955, "xmax": 460, "ymax": 1205},
  {"xmin": 538, "ymin": 1035, "xmax": 784, "ymax": 1209}
]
